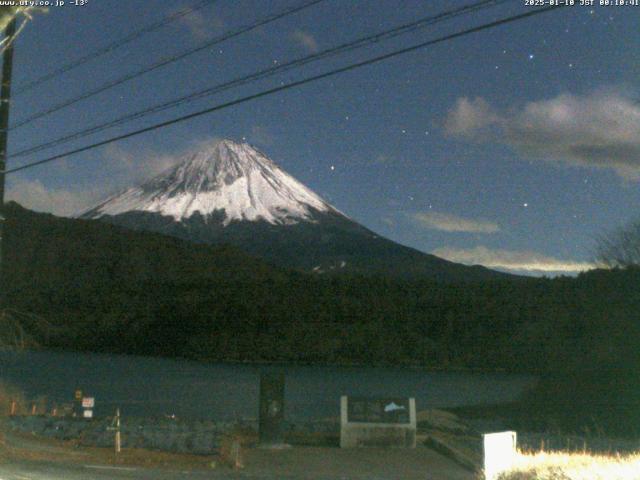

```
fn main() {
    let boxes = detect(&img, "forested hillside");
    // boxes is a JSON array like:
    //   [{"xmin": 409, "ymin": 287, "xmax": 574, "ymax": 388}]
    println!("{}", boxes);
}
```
[{"xmin": 3, "ymin": 202, "xmax": 640, "ymax": 433}]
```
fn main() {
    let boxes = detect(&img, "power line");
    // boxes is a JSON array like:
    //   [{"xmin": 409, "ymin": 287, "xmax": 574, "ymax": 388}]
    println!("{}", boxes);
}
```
[
  {"xmin": 14, "ymin": 0, "xmax": 219, "ymax": 95},
  {"xmin": 10, "ymin": 0, "xmax": 511, "ymax": 160},
  {"xmin": 10, "ymin": 0, "xmax": 327, "ymax": 130},
  {"xmin": 4, "ymin": 5, "xmax": 566, "ymax": 176}
]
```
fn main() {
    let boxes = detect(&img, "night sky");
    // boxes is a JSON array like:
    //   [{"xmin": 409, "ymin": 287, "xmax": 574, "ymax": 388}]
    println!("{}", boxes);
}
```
[{"xmin": 5, "ymin": 0, "xmax": 640, "ymax": 275}]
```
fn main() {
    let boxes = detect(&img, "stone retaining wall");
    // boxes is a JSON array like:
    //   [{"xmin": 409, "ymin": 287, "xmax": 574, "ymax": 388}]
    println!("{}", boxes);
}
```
[{"xmin": 7, "ymin": 416, "xmax": 339, "ymax": 454}]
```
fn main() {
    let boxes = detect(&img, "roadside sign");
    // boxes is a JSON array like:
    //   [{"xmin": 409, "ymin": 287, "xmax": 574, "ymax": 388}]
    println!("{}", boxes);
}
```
[
  {"xmin": 83, "ymin": 409, "xmax": 93, "ymax": 419},
  {"xmin": 82, "ymin": 397, "xmax": 95, "ymax": 408}
]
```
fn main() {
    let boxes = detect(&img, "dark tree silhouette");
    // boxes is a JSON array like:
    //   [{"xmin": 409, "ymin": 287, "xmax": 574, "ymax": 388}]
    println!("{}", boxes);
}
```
[{"xmin": 596, "ymin": 220, "xmax": 640, "ymax": 268}]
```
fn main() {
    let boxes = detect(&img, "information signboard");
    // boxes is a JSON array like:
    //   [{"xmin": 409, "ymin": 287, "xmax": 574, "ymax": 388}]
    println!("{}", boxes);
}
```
[
  {"xmin": 340, "ymin": 396, "xmax": 416, "ymax": 448},
  {"xmin": 347, "ymin": 397, "xmax": 411, "ymax": 424}
]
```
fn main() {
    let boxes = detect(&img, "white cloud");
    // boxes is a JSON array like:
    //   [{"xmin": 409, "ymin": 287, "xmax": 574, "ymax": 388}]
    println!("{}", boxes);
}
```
[
  {"xmin": 443, "ymin": 97, "xmax": 499, "ymax": 138},
  {"xmin": 250, "ymin": 125, "xmax": 274, "ymax": 146},
  {"xmin": 101, "ymin": 143, "xmax": 181, "ymax": 182},
  {"xmin": 412, "ymin": 211, "xmax": 499, "ymax": 234},
  {"xmin": 179, "ymin": 9, "xmax": 224, "ymax": 40},
  {"xmin": 5, "ymin": 178, "xmax": 99, "ymax": 217},
  {"xmin": 5, "ymin": 140, "xmax": 218, "ymax": 218},
  {"xmin": 444, "ymin": 89, "xmax": 640, "ymax": 179},
  {"xmin": 188, "ymin": 136, "xmax": 225, "ymax": 151},
  {"xmin": 381, "ymin": 216, "xmax": 395, "ymax": 227},
  {"xmin": 432, "ymin": 245, "xmax": 595, "ymax": 273},
  {"xmin": 291, "ymin": 29, "xmax": 318, "ymax": 53}
]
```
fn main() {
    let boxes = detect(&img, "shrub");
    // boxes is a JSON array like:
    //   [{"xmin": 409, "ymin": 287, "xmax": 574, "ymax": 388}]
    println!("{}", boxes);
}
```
[{"xmin": 498, "ymin": 451, "xmax": 640, "ymax": 480}]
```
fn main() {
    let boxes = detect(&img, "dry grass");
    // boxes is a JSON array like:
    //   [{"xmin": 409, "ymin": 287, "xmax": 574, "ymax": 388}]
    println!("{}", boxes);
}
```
[
  {"xmin": 0, "ymin": 425, "xmax": 214, "ymax": 470},
  {"xmin": 0, "ymin": 382, "xmax": 52, "ymax": 416},
  {"xmin": 498, "ymin": 451, "xmax": 640, "ymax": 480},
  {"xmin": 218, "ymin": 434, "xmax": 243, "ymax": 469},
  {"xmin": 0, "ymin": 381, "xmax": 28, "ymax": 416},
  {"xmin": 216, "ymin": 427, "xmax": 256, "ymax": 469}
]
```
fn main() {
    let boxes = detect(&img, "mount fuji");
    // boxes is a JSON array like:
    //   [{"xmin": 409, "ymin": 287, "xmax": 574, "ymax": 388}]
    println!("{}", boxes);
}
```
[{"xmin": 82, "ymin": 140, "xmax": 505, "ymax": 281}]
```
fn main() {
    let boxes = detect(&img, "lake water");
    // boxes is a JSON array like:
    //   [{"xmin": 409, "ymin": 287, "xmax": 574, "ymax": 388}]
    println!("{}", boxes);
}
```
[{"xmin": 0, "ymin": 350, "xmax": 536, "ymax": 421}]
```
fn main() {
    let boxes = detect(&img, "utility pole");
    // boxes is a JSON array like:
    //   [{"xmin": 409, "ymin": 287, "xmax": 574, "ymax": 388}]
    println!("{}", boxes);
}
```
[{"xmin": 0, "ymin": 16, "xmax": 16, "ymax": 296}]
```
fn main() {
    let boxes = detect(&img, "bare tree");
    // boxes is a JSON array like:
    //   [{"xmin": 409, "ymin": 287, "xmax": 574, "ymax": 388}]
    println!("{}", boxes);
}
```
[
  {"xmin": 596, "ymin": 220, "xmax": 640, "ymax": 268},
  {"xmin": 0, "ymin": 6, "xmax": 45, "ymax": 53},
  {"xmin": 0, "ymin": 310, "xmax": 31, "ymax": 351},
  {"xmin": 0, "ymin": 309, "xmax": 56, "ymax": 351},
  {"xmin": 0, "ymin": 7, "xmax": 21, "ymax": 30}
]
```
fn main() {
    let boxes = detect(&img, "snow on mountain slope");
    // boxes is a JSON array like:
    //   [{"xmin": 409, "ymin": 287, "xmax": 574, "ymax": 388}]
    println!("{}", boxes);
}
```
[
  {"xmin": 80, "ymin": 139, "xmax": 511, "ymax": 281},
  {"xmin": 83, "ymin": 140, "xmax": 337, "ymax": 226}
]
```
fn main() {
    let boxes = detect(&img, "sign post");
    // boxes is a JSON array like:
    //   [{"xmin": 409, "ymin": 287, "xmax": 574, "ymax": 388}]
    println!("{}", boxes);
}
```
[
  {"xmin": 73, "ymin": 389, "xmax": 82, "ymax": 417},
  {"xmin": 81, "ymin": 396, "xmax": 94, "ymax": 419}
]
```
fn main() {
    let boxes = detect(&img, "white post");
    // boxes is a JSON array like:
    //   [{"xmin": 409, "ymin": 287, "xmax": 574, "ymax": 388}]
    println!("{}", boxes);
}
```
[
  {"xmin": 483, "ymin": 431, "xmax": 517, "ymax": 480},
  {"xmin": 339, "ymin": 396, "xmax": 348, "ymax": 448}
]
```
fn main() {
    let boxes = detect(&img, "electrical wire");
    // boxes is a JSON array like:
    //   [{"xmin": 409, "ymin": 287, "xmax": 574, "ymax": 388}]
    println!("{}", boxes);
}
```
[
  {"xmin": 9, "ymin": 0, "xmax": 511, "ymax": 160},
  {"xmin": 10, "ymin": 0, "xmax": 327, "ymax": 130},
  {"xmin": 3, "ymin": 5, "xmax": 566, "ymax": 176},
  {"xmin": 14, "ymin": 0, "xmax": 219, "ymax": 95}
]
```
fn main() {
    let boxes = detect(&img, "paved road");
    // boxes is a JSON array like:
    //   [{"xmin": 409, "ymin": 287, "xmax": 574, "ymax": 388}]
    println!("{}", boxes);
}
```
[
  {"xmin": 0, "ymin": 446, "xmax": 475, "ymax": 480},
  {"xmin": 0, "ymin": 461, "xmax": 251, "ymax": 480},
  {"xmin": 1, "ymin": 419, "xmax": 474, "ymax": 480}
]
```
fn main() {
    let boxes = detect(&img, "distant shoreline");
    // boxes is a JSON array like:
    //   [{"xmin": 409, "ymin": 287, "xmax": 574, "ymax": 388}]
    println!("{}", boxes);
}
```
[{"xmin": 1, "ymin": 347, "xmax": 527, "ymax": 375}]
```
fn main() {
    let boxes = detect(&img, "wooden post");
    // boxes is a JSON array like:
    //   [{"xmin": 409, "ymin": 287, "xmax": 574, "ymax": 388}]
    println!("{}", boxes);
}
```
[
  {"xmin": 10, "ymin": 399, "xmax": 16, "ymax": 415},
  {"xmin": 115, "ymin": 408, "xmax": 121, "ymax": 454}
]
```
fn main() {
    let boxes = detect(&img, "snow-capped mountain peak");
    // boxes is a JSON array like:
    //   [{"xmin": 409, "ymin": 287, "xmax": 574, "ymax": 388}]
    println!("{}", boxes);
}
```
[{"xmin": 83, "ymin": 140, "xmax": 337, "ymax": 225}]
